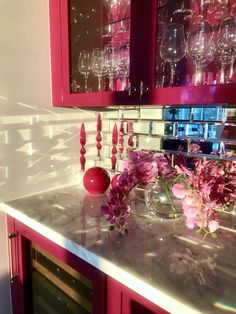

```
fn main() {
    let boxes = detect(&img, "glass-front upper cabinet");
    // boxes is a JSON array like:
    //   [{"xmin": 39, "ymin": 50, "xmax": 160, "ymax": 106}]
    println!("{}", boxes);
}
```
[
  {"xmin": 148, "ymin": 0, "xmax": 236, "ymax": 105},
  {"xmin": 49, "ymin": 0, "xmax": 143, "ymax": 107},
  {"xmin": 49, "ymin": 0, "xmax": 236, "ymax": 107}
]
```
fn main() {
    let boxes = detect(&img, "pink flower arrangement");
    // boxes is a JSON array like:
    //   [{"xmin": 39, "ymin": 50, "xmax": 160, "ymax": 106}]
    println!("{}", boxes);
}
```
[
  {"xmin": 101, "ymin": 151, "xmax": 159, "ymax": 233},
  {"xmin": 101, "ymin": 149, "xmax": 236, "ymax": 237},
  {"xmin": 171, "ymin": 157, "xmax": 236, "ymax": 237}
]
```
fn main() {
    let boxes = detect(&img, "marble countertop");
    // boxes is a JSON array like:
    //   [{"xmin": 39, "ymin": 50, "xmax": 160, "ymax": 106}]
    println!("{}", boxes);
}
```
[{"xmin": 1, "ymin": 186, "xmax": 236, "ymax": 314}]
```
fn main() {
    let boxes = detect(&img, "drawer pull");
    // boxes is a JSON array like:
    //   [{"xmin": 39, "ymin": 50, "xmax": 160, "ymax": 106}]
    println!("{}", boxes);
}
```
[{"xmin": 8, "ymin": 232, "xmax": 18, "ymax": 282}]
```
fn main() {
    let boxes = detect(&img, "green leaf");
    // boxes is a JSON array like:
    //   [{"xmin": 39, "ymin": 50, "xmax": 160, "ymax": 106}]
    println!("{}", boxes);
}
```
[
  {"xmin": 195, "ymin": 228, "xmax": 201, "ymax": 234},
  {"xmin": 211, "ymin": 232, "xmax": 217, "ymax": 239}
]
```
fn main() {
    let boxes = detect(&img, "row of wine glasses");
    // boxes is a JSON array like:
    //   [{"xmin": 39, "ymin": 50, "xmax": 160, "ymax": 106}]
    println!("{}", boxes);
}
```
[
  {"xmin": 159, "ymin": 11, "xmax": 236, "ymax": 86},
  {"xmin": 78, "ymin": 45, "xmax": 130, "ymax": 92}
]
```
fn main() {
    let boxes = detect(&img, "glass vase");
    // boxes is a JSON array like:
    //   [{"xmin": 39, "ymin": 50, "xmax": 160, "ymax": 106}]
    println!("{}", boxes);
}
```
[{"xmin": 144, "ymin": 181, "xmax": 183, "ymax": 220}]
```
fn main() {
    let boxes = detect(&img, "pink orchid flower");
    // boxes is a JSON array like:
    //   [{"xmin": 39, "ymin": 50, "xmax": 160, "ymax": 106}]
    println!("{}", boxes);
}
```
[
  {"xmin": 185, "ymin": 217, "xmax": 196, "ymax": 229},
  {"xmin": 172, "ymin": 183, "xmax": 188, "ymax": 199},
  {"xmin": 181, "ymin": 195, "xmax": 195, "ymax": 207},
  {"xmin": 208, "ymin": 220, "xmax": 220, "ymax": 232},
  {"xmin": 183, "ymin": 204, "xmax": 198, "ymax": 219}
]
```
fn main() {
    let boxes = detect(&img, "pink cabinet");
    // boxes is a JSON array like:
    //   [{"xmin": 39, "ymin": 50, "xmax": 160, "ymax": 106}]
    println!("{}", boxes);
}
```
[
  {"xmin": 49, "ymin": 0, "xmax": 236, "ymax": 107},
  {"xmin": 107, "ymin": 277, "xmax": 170, "ymax": 314},
  {"xmin": 49, "ymin": 0, "xmax": 143, "ymax": 107},
  {"xmin": 148, "ymin": 0, "xmax": 236, "ymax": 105},
  {"xmin": 7, "ymin": 215, "xmax": 170, "ymax": 314},
  {"xmin": 7, "ymin": 216, "xmax": 106, "ymax": 314}
]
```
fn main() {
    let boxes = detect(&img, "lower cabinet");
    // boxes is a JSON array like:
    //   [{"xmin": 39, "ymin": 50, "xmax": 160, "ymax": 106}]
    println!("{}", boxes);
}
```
[
  {"xmin": 7, "ymin": 216, "xmax": 105, "ymax": 314},
  {"xmin": 7, "ymin": 215, "xmax": 169, "ymax": 314},
  {"xmin": 107, "ymin": 277, "xmax": 170, "ymax": 314}
]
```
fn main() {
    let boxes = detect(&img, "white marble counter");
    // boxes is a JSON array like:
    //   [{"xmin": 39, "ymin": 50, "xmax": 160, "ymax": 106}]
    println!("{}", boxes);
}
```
[{"xmin": 1, "ymin": 186, "xmax": 236, "ymax": 314}]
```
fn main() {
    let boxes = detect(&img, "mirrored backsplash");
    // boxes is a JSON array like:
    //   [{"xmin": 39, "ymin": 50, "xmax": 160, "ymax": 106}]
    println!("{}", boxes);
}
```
[{"xmin": 101, "ymin": 105, "xmax": 236, "ymax": 171}]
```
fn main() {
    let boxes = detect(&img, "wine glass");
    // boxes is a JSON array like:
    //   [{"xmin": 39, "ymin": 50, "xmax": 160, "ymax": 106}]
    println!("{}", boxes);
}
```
[
  {"xmin": 160, "ymin": 23, "xmax": 186, "ymax": 86},
  {"xmin": 118, "ymin": 44, "xmax": 130, "ymax": 90},
  {"xmin": 172, "ymin": 2, "xmax": 193, "ymax": 23},
  {"xmin": 217, "ymin": 19, "xmax": 234, "ymax": 83},
  {"xmin": 224, "ymin": 16, "xmax": 236, "ymax": 82},
  {"xmin": 78, "ymin": 51, "xmax": 91, "ymax": 92},
  {"xmin": 103, "ymin": 45, "xmax": 120, "ymax": 91},
  {"xmin": 187, "ymin": 21, "xmax": 215, "ymax": 85},
  {"xmin": 91, "ymin": 48, "xmax": 105, "ymax": 91}
]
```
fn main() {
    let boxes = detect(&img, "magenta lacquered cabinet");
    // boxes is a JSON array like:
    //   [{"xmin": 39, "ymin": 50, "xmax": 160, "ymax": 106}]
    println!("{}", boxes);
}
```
[
  {"xmin": 107, "ymin": 277, "xmax": 170, "ymax": 314},
  {"xmin": 7, "ymin": 215, "xmax": 170, "ymax": 314},
  {"xmin": 49, "ymin": 0, "xmax": 142, "ymax": 107},
  {"xmin": 7, "ymin": 216, "xmax": 106, "ymax": 314},
  {"xmin": 49, "ymin": 0, "xmax": 236, "ymax": 107}
]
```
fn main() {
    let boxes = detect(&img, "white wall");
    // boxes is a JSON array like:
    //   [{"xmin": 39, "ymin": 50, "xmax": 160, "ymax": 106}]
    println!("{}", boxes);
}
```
[{"xmin": 0, "ymin": 1, "xmax": 98, "ymax": 312}]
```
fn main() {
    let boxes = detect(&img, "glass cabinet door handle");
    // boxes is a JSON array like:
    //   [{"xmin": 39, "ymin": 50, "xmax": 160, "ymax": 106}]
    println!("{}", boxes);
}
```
[
  {"xmin": 128, "ymin": 81, "xmax": 132, "ymax": 96},
  {"xmin": 140, "ymin": 81, "xmax": 144, "ymax": 97},
  {"xmin": 8, "ymin": 232, "xmax": 18, "ymax": 282},
  {"xmin": 139, "ymin": 81, "xmax": 149, "ymax": 99},
  {"xmin": 128, "ymin": 82, "xmax": 137, "ymax": 96}
]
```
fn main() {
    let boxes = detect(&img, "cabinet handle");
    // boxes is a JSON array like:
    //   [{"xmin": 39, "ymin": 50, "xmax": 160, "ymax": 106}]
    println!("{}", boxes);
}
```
[
  {"xmin": 140, "ymin": 81, "xmax": 144, "ymax": 97},
  {"xmin": 128, "ymin": 82, "xmax": 137, "ymax": 96},
  {"xmin": 128, "ymin": 81, "xmax": 132, "ymax": 96},
  {"xmin": 139, "ymin": 81, "xmax": 149, "ymax": 99},
  {"xmin": 8, "ymin": 232, "xmax": 18, "ymax": 282}
]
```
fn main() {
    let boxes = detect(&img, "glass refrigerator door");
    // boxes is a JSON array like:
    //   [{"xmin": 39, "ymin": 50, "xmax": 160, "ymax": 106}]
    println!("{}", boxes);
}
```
[{"xmin": 32, "ymin": 243, "xmax": 93, "ymax": 314}]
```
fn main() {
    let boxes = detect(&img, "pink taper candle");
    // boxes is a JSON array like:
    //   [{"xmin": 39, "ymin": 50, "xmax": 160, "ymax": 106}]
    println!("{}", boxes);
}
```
[
  {"xmin": 111, "ymin": 123, "xmax": 118, "ymax": 171},
  {"xmin": 119, "ymin": 119, "xmax": 125, "ymax": 159},
  {"xmin": 127, "ymin": 121, "xmax": 134, "ymax": 150},
  {"xmin": 80, "ymin": 123, "xmax": 86, "ymax": 171},
  {"xmin": 96, "ymin": 113, "xmax": 102, "ymax": 160}
]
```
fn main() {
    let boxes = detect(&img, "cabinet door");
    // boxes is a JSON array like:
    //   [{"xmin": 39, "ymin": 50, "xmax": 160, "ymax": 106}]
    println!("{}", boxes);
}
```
[
  {"xmin": 49, "ymin": 0, "xmax": 144, "ymax": 107},
  {"xmin": 145, "ymin": 0, "xmax": 236, "ymax": 105},
  {"xmin": 107, "ymin": 276, "xmax": 170, "ymax": 314},
  {"xmin": 8, "ymin": 217, "xmax": 106, "ymax": 314},
  {"xmin": 122, "ymin": 286, "xmax": 170, "ymax": 314}
]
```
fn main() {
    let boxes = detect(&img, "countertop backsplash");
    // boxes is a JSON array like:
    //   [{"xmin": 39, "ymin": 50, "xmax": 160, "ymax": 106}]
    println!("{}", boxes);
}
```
[
  {"xmin": 98, "ymin": 105, "xmax": 236, "ymax": 219},
  {"xmin": 100, "ymin": 105, "xmax": 236, "ymax": 171}
]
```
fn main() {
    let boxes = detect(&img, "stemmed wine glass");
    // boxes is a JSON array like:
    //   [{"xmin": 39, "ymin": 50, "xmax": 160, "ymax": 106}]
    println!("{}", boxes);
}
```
[
  {"xmin": 224, "ymin": 16, "xmax": 236, "ymax": 82},
  {"xmin": 172, "ymin": 2, "xmax": 192, "ymax": 23},
  {"xmin": 160, "ymin": 23, "xmax": 186, "ymax": 86},
  {"xmin": 217, "ymin": 18, "xmax": 234, "ymax": 83},
  {"xmin": 78, "ymin": 51, "xmax": 91, "ymax": 92},
  {"xmin": 118, "ymin": 44, "xmax": 130, "ymax": 90},
  {"xmin": 187, "ymin": 21, "xmax": 215, "ymax": 85},
  {"xmin": 91, "ymin": 48, "xmax": 105, "ymax": 91},
  {"xmin": 103, "ymin": 45, "xmax": 120, "ymax": 91}
]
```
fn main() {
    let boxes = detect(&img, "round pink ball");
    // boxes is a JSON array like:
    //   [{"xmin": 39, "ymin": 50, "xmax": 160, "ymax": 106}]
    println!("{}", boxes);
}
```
[{"xmin": 83, "ymin": 167, "xmax": 110, "ymax": 194}]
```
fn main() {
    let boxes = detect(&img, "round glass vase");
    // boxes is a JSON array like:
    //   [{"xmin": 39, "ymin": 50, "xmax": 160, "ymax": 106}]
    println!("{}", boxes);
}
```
[{"xmin": 144, "ymin": 181, "xmax": 183, "ymax": 220}]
